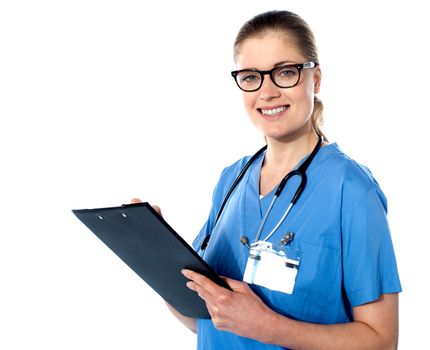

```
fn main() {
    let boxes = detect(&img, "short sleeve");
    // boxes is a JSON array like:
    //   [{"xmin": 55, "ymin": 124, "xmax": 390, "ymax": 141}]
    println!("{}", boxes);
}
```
[
  {"xmin": 192, "ymin": 178, "xmax": 224, "ymax": 253},
  {"xmin": 342, "ymin": 187, "xmax": 402, "ymax": 307},
  {"xmin": 191, "ymin": 156, "xmax": 253, "ymax": 253},
  {"xmin": 191, "ymin": 166, "xmax": 236, "ymax": 253}
]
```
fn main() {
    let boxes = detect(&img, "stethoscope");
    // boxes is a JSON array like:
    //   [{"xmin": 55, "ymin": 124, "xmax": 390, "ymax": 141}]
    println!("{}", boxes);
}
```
[{"xmin": 200, "ymin": 135, "xmax": 323, "ymax": 253}]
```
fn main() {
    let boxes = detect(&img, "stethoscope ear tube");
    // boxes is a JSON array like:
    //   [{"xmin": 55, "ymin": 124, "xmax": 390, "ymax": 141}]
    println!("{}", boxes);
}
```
[{"xmin": 291, "ymin": 172, "xmax": 306, "ymax": 205}]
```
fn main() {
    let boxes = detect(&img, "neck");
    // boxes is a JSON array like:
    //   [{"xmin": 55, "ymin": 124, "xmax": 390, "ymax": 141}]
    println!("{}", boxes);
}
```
[
  {"xmin": 259, "ymin": 131, "xmax": 321, "ymax": 196},
  {"xmin": 264, "ymin": 132, "xmax": 320, "ymax": 171}
]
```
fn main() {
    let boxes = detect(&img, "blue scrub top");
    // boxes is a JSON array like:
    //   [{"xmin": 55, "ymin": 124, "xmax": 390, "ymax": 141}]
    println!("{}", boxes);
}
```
[{"xmin": 192, "ymin": 143, "xmax": 402, "ymax": 350}]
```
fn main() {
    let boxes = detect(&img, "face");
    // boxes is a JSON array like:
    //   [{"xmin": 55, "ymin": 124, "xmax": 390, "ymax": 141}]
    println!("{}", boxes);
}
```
[{"xmin": 235, "ymin": 33, "xmax": 321, "ymax": 142}]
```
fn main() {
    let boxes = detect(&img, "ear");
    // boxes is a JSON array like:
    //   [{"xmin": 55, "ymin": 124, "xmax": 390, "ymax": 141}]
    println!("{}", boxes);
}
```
[{"xmin": 313, "ymin": 66, "xmax": 322, "ymax": 94}]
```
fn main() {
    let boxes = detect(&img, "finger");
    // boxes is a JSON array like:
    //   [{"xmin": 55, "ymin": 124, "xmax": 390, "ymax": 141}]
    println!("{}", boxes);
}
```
[
  {"xmin": 152, "ymin": 205, "xmax": 162, "ymax": 215},
  {"xmin": 182, "ymin": 270, "xmax": 224, "ymax": 296},
  {"xmin": 222, "ymin": 278, "xmax": 262, "ymax": 301},
  {"xmin": 130, "ymin": 199, "xmax": 162, "ymax": 216},
  {"xmin": 220, "ymin": 276, "xmax": 251, "ymax": 293},
  {"xmin": 186, "ymin": 281, "xmax": 212, "ymax": 302},
  {"xmin": 222, "ymin": 277, "xmax": 240, "ymax": 291}
]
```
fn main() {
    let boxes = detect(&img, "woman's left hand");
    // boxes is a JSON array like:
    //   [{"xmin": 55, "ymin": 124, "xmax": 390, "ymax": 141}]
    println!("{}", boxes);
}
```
[{"xmin": 182, "ymin": 269, "xmax": 278, "ymax": 343}]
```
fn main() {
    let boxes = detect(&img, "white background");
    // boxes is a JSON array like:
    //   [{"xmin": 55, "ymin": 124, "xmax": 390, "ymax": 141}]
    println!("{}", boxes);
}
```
[{"xmin": 0, "ymin": 0, "xmax": 428, "ymax": 348}]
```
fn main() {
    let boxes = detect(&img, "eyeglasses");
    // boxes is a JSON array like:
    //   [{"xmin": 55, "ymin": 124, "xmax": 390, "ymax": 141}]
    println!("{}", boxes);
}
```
[{"xmin": 231, "ymin": 61, "xmax": 318, "ymax": 92}]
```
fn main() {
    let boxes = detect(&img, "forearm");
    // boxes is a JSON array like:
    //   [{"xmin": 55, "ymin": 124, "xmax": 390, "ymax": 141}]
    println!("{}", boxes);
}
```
[
  {"xmin": 182, "ymin": 270, "xmax": 399, "ymax": 348},
  {"xmin": 264, "ymin": 313, "xmax": 397, "ymax": 350},
  {"xmin": 165, "ymin": 302, "xmax": 197, "ymax": 334}
]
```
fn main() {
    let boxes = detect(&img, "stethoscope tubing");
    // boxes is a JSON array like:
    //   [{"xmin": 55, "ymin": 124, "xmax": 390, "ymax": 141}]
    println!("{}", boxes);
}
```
[
  {"xmin": 200, "ymin": 135, "xmax": 323, "ymax": 252},
  {"xmin": 213, "ymin": 144, "xmax": 267, "ymax": 228},
  {"xmin": 253, "ymin": 137, "xmax": 321, "ymax": 243},
  {"xmin": 256, "ymin": 202, "xmax": 294, "ymax": 243}
]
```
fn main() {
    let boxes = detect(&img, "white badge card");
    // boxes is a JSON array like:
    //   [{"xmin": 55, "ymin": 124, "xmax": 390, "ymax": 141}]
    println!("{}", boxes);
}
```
[{"xmin": 243, "ymin": 243, "xmax": 299, "ymax": 294}]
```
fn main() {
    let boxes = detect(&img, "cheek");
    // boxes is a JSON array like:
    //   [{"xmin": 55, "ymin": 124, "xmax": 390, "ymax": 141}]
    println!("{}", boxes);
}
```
[
  {"xmin": 297, "ymin": 93, "xmax": 314, "ymax": 119},
  {"xmin": 299, "ymin": 88, "xmax": 314, "ymax": 106},
  {"xmin": 293, "ymin": 81, "xmax": 315, "ymax": 111},
  {"xmin": 243, "ymin": 93, "xmax": 257, "ymax": 114}
]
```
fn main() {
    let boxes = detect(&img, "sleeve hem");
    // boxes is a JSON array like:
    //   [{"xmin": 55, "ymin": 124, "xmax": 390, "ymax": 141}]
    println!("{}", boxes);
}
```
[{"xmin": 349, "ymin": 285, "xmax": 402, "ymax": 308}]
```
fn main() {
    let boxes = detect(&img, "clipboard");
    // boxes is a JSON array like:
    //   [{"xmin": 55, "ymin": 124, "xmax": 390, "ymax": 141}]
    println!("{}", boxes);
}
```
[{"xmin": 72, "ymin": 202, "xmax": 229, "ymax": 319}]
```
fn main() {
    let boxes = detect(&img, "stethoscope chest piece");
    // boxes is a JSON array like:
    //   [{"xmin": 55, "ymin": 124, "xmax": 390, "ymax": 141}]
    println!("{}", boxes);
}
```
[
  {"xmin": 280, "ymin": 232, "xmax": 294, "ymax": 246},
  {"xmin": 241, "ymin": 232, "xmax": 295, "ymax": 250}
]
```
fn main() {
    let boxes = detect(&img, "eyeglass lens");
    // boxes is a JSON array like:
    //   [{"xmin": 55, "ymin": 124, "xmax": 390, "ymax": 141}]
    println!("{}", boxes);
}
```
[{"xmin": 236, "ymin": 66, "xmax": 300, "ymax": 91}]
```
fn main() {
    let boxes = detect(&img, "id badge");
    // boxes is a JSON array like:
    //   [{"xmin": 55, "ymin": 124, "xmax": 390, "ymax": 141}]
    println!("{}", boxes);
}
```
[{"xmin": 243, "ymin": 241, "xmax": 299, "ymax": 294}]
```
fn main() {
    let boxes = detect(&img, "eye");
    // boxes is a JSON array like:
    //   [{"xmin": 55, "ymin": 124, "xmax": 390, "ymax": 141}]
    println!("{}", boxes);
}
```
[
  {"xmin": 277, "ymin": 67, "xmax": 298, "ymax": 78},
  {"xmin": 237, "ymin": 71, "xmax": 261, "ymax": 86},
  {"xmin": 239, "ymin": 72, "xmax": 261, "ymax": 84}
]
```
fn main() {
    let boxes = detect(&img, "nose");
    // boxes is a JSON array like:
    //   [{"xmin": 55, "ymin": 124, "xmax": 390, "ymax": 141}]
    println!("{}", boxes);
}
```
[{"xmin": 258, "ymin": 74, "xmax": 281, "ymax": 100}]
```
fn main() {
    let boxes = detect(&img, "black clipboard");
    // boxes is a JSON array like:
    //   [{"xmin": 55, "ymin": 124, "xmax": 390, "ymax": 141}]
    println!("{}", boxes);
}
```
[{"xmin": 72, "ymin": 202, "xmax": 229, "ymax": 319}]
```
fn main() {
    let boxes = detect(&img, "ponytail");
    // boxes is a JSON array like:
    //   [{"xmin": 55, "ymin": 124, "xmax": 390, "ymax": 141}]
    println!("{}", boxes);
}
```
[{"xmin": 312, "ymin": 95, "xmax": 327, "ymax": 141}]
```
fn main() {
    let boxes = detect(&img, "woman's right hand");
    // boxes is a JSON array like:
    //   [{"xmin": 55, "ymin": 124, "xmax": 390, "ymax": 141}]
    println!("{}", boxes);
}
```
[{"xmin": 130, "ymin": 198, "xmax": 162, "ymax": 217}]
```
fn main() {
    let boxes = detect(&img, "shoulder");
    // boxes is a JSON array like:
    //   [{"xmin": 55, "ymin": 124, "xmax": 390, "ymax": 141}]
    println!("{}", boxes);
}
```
[
  {"xmin": 322, "ymin": 143, "xmax": 378, "ymax": 185},
  {"xmin": 214, "ymin": 154, "xmax": 254, "ymax": 195},
  {"xmin": 219, "ymin": 155, "xmax": 252, "ymax": 181},
  {"xmin": 318, "ymin": 143, "xmax": 387, "ymax": 211}
]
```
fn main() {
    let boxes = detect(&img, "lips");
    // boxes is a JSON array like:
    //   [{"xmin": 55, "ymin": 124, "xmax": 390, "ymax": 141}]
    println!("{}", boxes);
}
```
[{"xmin": 257, "ymin": 105, "xmax": 290, "ymax": 117}]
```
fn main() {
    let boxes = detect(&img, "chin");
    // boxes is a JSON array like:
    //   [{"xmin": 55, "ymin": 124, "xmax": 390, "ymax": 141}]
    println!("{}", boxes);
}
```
[
  {"xmin": 263, "ymin": 127, "xmax": 311, "ymax": 142},
  {"xmin": 262, "ymin": 131, "xmax": 291, "ymax": 141}
]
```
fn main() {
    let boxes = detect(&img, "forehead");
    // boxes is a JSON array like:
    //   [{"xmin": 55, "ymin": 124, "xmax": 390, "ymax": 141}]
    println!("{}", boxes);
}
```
[{"xmin": 235, "ymin": 33, "xmax": 306, "ymax": 70}]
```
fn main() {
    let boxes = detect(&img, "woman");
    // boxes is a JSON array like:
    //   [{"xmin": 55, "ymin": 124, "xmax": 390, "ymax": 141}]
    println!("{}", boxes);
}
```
[{"xmin": 145, "ymin": 10, "xmax": 401, "ymax": 349}]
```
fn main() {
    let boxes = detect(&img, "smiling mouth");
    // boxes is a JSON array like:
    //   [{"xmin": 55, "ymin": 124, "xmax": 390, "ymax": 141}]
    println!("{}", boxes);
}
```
[{"xmin": 258, "ymin": 105, "xmax": 289, "ymax": 116}]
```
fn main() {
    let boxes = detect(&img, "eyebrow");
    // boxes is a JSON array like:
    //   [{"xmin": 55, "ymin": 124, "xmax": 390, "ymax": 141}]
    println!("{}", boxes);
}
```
[
  {"xmin": 241, "ymin": 60, "xmax": 298, "ymax": 71},
  {"xmin": 273, "ymin": 60, "xmax": 297, "ymax": 67}
]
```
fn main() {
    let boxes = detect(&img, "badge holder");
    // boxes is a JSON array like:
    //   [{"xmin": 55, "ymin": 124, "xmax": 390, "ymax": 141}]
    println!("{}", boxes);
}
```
[{"xmin": 243, "ymin": 233, "xmax": 300, "ymax": 294}]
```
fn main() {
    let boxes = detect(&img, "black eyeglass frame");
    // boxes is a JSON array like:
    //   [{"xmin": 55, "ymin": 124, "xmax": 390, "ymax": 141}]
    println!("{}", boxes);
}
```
[{"xmin": 231, "ymin": 61, "xmax": 319, "ymax": 92}]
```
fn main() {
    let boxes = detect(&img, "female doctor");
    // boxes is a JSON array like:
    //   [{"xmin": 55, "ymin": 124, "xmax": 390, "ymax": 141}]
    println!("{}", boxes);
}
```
[{"xmin": 136, "ymin": 10, "xmax": 402, "ymax": 350}]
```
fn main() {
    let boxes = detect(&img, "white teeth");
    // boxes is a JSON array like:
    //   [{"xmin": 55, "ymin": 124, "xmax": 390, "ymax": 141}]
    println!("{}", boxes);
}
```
[{"xmin": 261, "ymin": 106, "xmax": 287, "ymax": 115}]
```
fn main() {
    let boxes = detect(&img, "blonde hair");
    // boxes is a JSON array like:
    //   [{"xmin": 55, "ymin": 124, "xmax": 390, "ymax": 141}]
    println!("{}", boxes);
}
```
[{"xmin": 234, "ymin": 10, "xmax": 327, "ymax": 140}]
